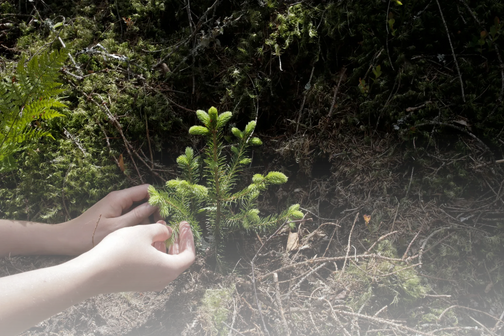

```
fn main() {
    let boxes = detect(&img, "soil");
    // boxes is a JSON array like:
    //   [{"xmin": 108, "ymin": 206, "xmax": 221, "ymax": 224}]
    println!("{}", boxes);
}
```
[{"xmin": 0, "ymin": 118, "xmax": 502, "ymax": 335}]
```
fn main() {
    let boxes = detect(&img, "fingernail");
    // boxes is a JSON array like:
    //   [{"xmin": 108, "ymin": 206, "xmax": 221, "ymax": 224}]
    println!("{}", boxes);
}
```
[
  {"xmin": 157, "ymin": 219, "xmax": 166, "ymax": 225},
  {"xmin": 166, "ymin": 225, "xmax": 173, "ymax": 235}
]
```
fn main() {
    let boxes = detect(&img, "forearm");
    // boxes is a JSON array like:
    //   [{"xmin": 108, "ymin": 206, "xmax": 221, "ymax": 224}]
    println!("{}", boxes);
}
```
[
  {"xmin": 0, "ymin": 255, "xmax": 102, "ymax": 335},
  {"xmin": 0, "ymin": 219, "xmax": 75, "ymax": 257}
]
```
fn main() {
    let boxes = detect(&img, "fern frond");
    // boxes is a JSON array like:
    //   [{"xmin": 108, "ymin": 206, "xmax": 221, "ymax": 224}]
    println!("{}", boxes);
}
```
[{"xmin": 0, "ymin": 49, "xmax": 68, "ymax": 170}]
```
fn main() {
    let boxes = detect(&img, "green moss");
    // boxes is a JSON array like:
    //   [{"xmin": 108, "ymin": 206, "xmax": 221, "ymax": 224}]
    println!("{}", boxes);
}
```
[
  {"xmin": 344, "ymin": 240, "xmax": 430, "ymax": 314},
  {"xmin": 199, "ymin": 285, "xmax": 235, "ymax": 336}
]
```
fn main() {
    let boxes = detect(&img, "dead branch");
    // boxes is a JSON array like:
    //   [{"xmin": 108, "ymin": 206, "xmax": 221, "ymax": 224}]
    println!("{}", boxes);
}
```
[
  {"xmin": 438, "ymin": 305, "xmax": 503, "ymax": 325},
  {"xmin": 332, "ymin": 308, "xmax": 435, "ymax": 336},
  {"xmin": 285, "ymin": 262, "xmax": 326, "ymax": 299},
  {"xmin": 384, "ymin": 0, "xmax": 395, "ymax": 71},
  {"xmin": 418, "ymin": 226, "xmax": 450, "ymax": 267},
  {"xmin": 365, "ymin": 230, "xmax": 398, "ymax": 254},
  {"xmin": 273, "ymin": 273, "xmax": 290, "ymax": 336},
  {"xmin": 339, "ymin": 213, "xmax": 359, "ymax": 279},
  {"xmin": 373, "ymin": 305, "xmax": 388, "ymax": 317},
  {"xmin": 402, "ymin": 228, "xmax": 422, "ymax": 260},
  {"xmin": 435, "ymin": 0, "xmax": 465, "ymax": 102},
  {"xmin": 493, "ymin": 309, "xmax": 504, "ymax": 333},
  {"xmin": 296, "ymin": 66, "xmax": 315, "ymax": 132},
  {"xmin": 78, "ymin": 89, "xmax": 167, "ymax": 182},
  {"xmin": 414, "ymin": 121, "xmax": 491, "ymax": 154},
  {"xmin": 322, "ymin": 222, "xmax": 340, "ymax": 257},
  {"xmin": 226, "ymin": 298, "xmax": 238, "ymax": 336},
  {"xmin": 259, "ymin": 253, "xmax": 417, "ymax": 281},
  {"xmin": 92, "ymin": 94, "xmax": 143, "ymax": 182},
  {"xmin": 145, "ymin": 114, "xmax": 154, "ymax": 170},
  {"xmin": 468, "ymin": 315, "xmax": 496, "ymax": 335},
  {"xmin": 327, "ymin": 68, "xmax": 346, "ymax": 118},
  {"xmin": 251, "ymin": 219, "xmax": 293, "ymax": 336},
  {"xmin": 323, "ymin": 298, "xmax": 351, "ymax": 336},
  {"xmin": 376, "ymin": 263, "xmax": 421, "ymax": 278},
  {"xmin": 223, "ymin": 321, "xmax": 246, "ymax": 336},
  {"xmin": 155, "ymin": 0, "xmax": 222, "ymax": 70}
]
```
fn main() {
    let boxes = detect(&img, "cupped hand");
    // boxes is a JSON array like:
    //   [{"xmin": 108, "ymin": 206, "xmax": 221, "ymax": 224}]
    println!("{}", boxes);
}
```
[
  {"xmin": 86, "ymin": 221, "xmax": 195, "ymax": 293},
  {"xmin": 61, "ymin": 184, "xmax": 159, "ymax": 255}
]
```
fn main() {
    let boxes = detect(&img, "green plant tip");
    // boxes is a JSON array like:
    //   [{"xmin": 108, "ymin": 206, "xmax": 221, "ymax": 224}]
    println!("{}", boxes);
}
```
[
  {"xmin": 245, "ymin": 121, "xmax": 256, "ymax": 134},
  {"xmin": 265, "ymin": 171, "xmax": 288, "ymax": 184},
  {"xmin": 250, "ymin": 137, "xmax": 262, "ymax": 145},
  {"xmin": 208, "ymin": 106, "xmax": 218, "ymax": 121},
  {"xmin": 189, "ymin": 125, "xmax": 210, "ymax": 136},
  {"xmin": 232, "ymin": 127, "xmax": 243, "ymax": 139},
  {"xmin": 252, "ymin": 174, "xmax": 265, "ymax": 183},
  {"xmin": 196, "ymin": 110, "xmax": 210, "ymax": 126},
  {"xmin": 217, "ymin": 111, "xmax": 233, "ymax": 128}
]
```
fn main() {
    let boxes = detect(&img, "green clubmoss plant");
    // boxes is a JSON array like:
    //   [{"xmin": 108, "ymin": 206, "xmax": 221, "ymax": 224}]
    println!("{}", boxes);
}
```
[
  {"xmin": 148, "ymin": 107, "xmax": 304, "ymax": 261},
  {"xmin": 199, "ymin": 285, "xmax": 235, "ymax": 336},
  {"xmin": 0, "ymin": 49, "xmax": 68, "ymax": 172}
]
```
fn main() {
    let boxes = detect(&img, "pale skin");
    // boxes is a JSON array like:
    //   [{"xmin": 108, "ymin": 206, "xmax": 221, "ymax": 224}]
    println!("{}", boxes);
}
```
[{"xmin": 0, "ymin": 184, "xmax": 195, "ymax": 336}]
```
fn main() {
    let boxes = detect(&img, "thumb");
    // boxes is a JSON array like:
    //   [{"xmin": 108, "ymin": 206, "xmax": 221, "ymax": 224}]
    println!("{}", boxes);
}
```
[
  {"xmin": 120, "ymin": 202, "xmax": 157, "ymax": 226},
  {"xmin": 142, "ymin": 222, "xmax": 172, "ymax": 244}
]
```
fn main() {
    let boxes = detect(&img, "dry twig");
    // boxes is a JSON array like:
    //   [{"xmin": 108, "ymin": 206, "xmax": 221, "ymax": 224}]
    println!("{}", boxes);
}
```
[
  {"xmin": 365, "ymin": 230, "xmax": 398, "ymax": 254},
  {"xmin": 435, "ymin": 0, "xmax": 465, "ymax": 102},
  {"xmin": 332, "ymin": 308, "xmax": 435, "ymax": 336},
  {"xmin": 384, "ymin": 0, "xmax": 395, "ymax": 71},
  {"xmin": 259, "ymin": 253, "xmax": 417, "ymax": 281},
  {"xmin": 339, "ymin": 213, "xmax": 359, "ymax": 279},
  {"xmin": 327, "ymin": 68, "xmax": 346, "ymax": 118},
  {"xmin": 403, "ymin": 227, "xmax": 422, "ymax": 260},
  {"xmin": 273, "ymin": 273, "xmax": 290, "ymax": 336},
  {"xmin": 438, "ymin": 305, "xmax": 503, "ymax": 325},
  {"xmin": 250, "ymin": 219, "xmax": 293, "ymax": 336}
]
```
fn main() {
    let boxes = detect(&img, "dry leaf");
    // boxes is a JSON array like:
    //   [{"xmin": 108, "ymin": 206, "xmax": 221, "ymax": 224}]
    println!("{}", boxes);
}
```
[
  {"xmin": 286, "ymin": 231, "xmax": 299, "ymax": 252},
  {"xmin": 335, "ymin": 290, "xmax": 348, "ymax": 301},
  {"xmin": 118, "ymin": 154, "xmax": 125, "ymax": 172},
  {"xmin": 363, "ymin": 214, "xmax": 371, "ymax": 226}
]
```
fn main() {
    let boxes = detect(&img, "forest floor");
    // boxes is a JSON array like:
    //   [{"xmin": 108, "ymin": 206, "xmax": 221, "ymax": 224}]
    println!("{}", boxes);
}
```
[{"xmin": 0, "ymin": 1, "xmax": 504, "ymax": 336}]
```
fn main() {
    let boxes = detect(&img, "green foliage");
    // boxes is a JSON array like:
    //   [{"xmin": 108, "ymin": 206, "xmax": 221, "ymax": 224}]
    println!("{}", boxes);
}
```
[
  {"xmin": 265, "ymin": 3, "xmax": 319, "ymax": 60},
  {"xmin": 1, "ymin": 8, "xmax": 180, "ymax": 222},
  {"xmin": 0, "ymin": 49, "xmax": 68, "ymax": 172},
  {"xmin": 149, "ymin": 107, "xmax": 303, "ymax": 260},
  {"xmin": 199, "ymin": 285, "xmax": 235, "ymax": 336},
  {"xmin": 345, "ymin": 240, "xmax": 430, "ymax": 312}
]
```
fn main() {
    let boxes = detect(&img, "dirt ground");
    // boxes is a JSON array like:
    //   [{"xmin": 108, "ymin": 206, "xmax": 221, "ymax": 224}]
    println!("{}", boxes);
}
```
[{"xmin": 0, "ymin": 115, "xmax": 503, "ymax": 335}]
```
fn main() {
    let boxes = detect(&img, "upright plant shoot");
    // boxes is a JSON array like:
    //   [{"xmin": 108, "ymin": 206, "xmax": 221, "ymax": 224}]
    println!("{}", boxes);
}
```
[{"xmin": 148, "ymin": 107, "xmax": 303, "ymax": 259}]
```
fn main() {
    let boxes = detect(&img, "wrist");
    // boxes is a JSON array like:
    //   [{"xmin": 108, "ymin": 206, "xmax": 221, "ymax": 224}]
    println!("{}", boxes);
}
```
[
  {"xmin": 64, "ymin": 251, "xmax": 109, "ymax": 296},
  {"xmin": 54, "ymin": 220, "xmax": 94, "ymax": 256}
]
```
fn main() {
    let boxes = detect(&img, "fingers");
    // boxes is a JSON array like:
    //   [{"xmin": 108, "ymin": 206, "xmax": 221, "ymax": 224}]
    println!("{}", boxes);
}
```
[
  {"xmin": 147, "ymin": 221, "xmax": 172, "ymax": 243},
  {"xmin": 153, "ymin": 209, "xmax": 162, "ymax": 222},
  {"xmin": 120, "ymin": 202, "xmax": 157, "ymax": 227},
  {"xmin": 168, "ymin": 222, "xmax": 195, "ymax": 269},
  {"xmin": 152, "ymin": 220, "xmax": 169, "ymax": 252},
  {"xmin": 107, "ymin": 184, "xmax": 151, "ymax": 215},
  {"xmin": 153, "ymin": 241, "xmax": 166, "ymax": 253}
]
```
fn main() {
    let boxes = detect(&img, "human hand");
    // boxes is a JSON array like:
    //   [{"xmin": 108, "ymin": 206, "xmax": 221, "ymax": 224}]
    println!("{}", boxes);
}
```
[
  {"xmin": 85, "ymin": 221, "xmax": 195, "ymax": 293},
  {"xmin": 60, "ymin": 184, "xmax": 159, "ymax": 255}
]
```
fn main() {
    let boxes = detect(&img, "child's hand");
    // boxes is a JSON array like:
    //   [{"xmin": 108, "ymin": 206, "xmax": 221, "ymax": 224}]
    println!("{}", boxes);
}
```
[
  {"xmin": 85, "ymin": 221, "xmax": 195, "ymax": 293},
  {"xmin": 61, "ymin": 184, "xmax": 159, "ymax": 255}
]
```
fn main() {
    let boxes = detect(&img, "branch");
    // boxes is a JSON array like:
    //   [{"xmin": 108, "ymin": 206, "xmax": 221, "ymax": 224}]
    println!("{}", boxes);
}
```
[
  {"xmin": 414, "ymin": 121, "xmax": 491, "ymax": 154},
  {"xmin": 259, "ymin": 253, "xmax": 418, "ymax": 281},
  {"xmin": 435, "ymin": 0, "xmax": 465, "ymax": 102},
  {"xmin": 332, "ymin": 308, "xmax": 435, "ymax": 336}
]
